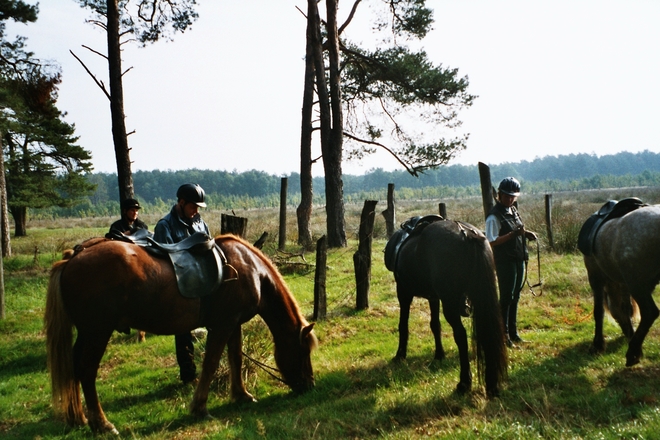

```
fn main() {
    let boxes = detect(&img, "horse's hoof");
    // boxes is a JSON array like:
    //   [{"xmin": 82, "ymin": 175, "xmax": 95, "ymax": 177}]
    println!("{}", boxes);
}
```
[
  {"xmin": 233, "ymin": 393, "xmax": 257, "ymax": 404},
  {"xmin": 455, "ymin": 382, "xmax": 471, "ymax": 395},
  {"xmin": 589, "ymin": 344, "xmax": 604, "ymax": 355},
  {"xmin": 486, "ymin": 387, "xmax": 500, "ymax": 399},
  {"xmin": 392, "ymin": 355, "xmax": 406, "ymax": 363},
  {"xmin": 626, "ymin": 354, "xmax": 641, "ymax": 367}
]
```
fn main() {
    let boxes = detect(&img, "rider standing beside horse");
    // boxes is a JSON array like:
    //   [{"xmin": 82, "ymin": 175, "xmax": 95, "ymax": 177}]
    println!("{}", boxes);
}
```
[
  {"xmin": 486, "ymin": 177, "xmax": 537, "ymax": 348},
  {"xmin": 154, "ymin": 183, "xmax": 210, "ymax": 384}
]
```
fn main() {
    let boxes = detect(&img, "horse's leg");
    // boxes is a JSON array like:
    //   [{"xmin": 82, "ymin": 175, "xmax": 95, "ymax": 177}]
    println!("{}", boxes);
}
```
[
  {"xmin": 73, "ymin": 330, "xmax": 118, "ymax": 435},
  {"xmin": 429, "ymin": 299, "xmax": 445, "ymax": 361},
  {"xmin": 443, "ymin": 305, "xmax": 471, "ymax": 394},
  {"xmin": 588, "ymin": 271, "xmax": 607, "ymax": 354},
  {"xmin": 606, "ymin": 282, "xmax": 636, "ymax": 340},
  {"xmin": 227, "ymin": 326, "xmax": 257, "ymax": 403},
  {"xmin": 394, "ymin": 287, "xmax": 412, "ymax": 360},
  {"xmin": 190, "ymin": 327, "xmax": 231, "ymax": 418},
  {"xmin": 625, "ymin": 286, "xmax": 659, "ymax": 367}
]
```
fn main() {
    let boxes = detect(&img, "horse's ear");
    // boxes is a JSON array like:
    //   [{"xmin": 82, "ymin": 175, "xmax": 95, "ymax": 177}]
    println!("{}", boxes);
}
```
[
  {"xmin": 301, "ymin": 323, "xmax": 316, "ymax": 348},
  {"xmin": 302, "ymin": 323, "xmax": 315, "ymax": 337}
]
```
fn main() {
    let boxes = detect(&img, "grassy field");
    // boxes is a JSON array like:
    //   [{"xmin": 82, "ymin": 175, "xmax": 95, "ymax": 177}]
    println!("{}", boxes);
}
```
[{"xmin": 3, "ymin": 190, "xmax": 660, "ymax": 439}]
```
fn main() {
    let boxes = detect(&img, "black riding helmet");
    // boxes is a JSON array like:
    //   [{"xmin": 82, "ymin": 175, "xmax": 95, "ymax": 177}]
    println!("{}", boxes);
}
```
[
  {"xmin": 498, "ymin": 177, "xmax": 521, "ymax": 197},
  {"xmin": 176, "ymin": 183, "xmax": 207, "ymax": 207}
]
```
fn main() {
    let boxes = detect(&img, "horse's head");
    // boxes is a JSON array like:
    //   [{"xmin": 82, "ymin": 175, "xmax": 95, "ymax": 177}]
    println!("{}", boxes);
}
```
[{"xmin": 274, "ymin": 323, "xmax": 317, "ymax": 393}]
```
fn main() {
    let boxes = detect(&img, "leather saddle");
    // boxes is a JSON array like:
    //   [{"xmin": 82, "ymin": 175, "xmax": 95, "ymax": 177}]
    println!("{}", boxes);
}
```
[
  {"xmin": 577, "ymin": 197, "xmax": 646, "ymax": 256},
  {"xmin": 107, "ymin": 229, "xmax": 226, "ymax": 298},
  {"xmin": 384, "ymin": 214, "xmax": 444, "ymax": 272}
]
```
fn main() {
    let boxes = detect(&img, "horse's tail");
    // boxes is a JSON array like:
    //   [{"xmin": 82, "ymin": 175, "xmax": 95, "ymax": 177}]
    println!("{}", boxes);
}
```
[
  {"xmin": 44, "ymin": 259, "xmax": 87, "ymax": 427},
  {"xmin": 466, "ymin": 234, "xmax": 508, "ymax": 397}
]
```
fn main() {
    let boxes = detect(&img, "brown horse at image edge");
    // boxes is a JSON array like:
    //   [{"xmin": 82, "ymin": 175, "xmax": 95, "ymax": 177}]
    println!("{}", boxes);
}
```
[{"xmin": 44, "ymin": 234, "xmax": 317, "ymax": 435}]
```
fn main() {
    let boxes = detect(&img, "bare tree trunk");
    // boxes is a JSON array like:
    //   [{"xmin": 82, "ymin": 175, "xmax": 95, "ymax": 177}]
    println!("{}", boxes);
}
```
[
  {"xmin": 323, "ymin": 0, "xmax": 347, "ymax": 248},
  {"xmin": 107, "ymin": 0, "xmax": 134, "ymax": 201},
  {"xmin": 10, "ymin": 206, "xmax": 26, "ymax": 237},
  {"xmin": 296, "ymin": 1, "xmax": 317, "ymax": 250},
  {"xmin": 0, "ymin": 137, "xmax": 10, "ymax": 257}
]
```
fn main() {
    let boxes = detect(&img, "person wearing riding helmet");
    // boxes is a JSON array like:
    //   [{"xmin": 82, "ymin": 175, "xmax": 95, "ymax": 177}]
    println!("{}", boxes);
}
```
[
  {"xmin": 154, "ymin": 183, "xmax": 211, "ymax": 384},
  {"xmin": 485, "ymin": 177, "xmax": 537, "ymax": 348},
  {"xmin": 107, "ymin": 198, "xmax": 148, "ymax": 237}
]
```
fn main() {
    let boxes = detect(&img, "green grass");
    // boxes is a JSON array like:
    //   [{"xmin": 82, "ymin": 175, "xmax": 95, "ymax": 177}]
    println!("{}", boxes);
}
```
[{"xmin": 3, "ymin": 196, "xmax": 660, "ymax": 438}]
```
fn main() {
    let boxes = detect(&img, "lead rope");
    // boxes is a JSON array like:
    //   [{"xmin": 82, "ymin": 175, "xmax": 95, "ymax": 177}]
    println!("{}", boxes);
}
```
[
  {"xmin": 241, "ymin": 351, "xmax": 287, "ymax": 385},
  {"xmin": 525, "ymin": 238, "xmax": 543, "ymax": 296}
]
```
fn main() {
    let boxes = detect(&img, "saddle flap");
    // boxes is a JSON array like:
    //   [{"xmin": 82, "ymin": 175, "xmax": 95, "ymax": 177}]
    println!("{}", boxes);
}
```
[{"xmin": 168, "ymin": 245, "xmax": 224, "ymax": 298}]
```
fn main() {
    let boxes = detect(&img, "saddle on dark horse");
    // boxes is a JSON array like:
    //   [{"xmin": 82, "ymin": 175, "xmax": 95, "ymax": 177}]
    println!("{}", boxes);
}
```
[
  {"xmin": 107, "ymin": 229, "xmax": 227, "ymax": 298},
  {"xmin": 578, "ymin": 197, "xmax": 647, "ymax": 256},
  {"xmin": 384, "ymin": 215, "xmax": 444, "ymax": 272}
]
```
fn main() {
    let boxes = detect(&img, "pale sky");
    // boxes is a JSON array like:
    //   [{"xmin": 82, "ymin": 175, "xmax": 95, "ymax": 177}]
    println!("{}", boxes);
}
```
[{"xmin": 6, "ymin": 1, "xmax": 660, "ymax": 176}]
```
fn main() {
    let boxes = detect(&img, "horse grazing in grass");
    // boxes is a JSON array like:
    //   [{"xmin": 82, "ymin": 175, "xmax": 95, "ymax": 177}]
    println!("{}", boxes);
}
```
[
  {"xmin": 45, "ymin": 234, "xmax": 317, "ymax": 435},
  {"xmin": 391, "ymin": 219, "xmax": 507, "ymax": 397},
  {"xmin": 583, "ymin": 205, "xmax": 660, "ymax": 366}
]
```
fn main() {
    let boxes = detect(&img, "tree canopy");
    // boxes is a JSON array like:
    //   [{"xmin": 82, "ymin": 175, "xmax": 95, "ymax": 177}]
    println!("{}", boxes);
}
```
[{"xmin": 1, "ymin": 0, "xmax": 95, "ymax": 236}]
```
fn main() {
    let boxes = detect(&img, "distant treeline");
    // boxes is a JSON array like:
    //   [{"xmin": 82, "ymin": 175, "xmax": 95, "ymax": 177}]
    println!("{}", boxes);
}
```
[{"xmin": 33, "ymin": 150, "xmax": 660, "ymax": 219}]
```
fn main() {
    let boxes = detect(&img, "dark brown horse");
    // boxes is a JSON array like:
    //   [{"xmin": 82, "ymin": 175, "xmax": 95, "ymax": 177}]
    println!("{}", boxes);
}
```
[
  {"xmin": 584, "ymin": 205, "xmax": 660, "ymax": 366},
  {"xmin": 45, "ymin": 235, "xmax": 317, "ymax": 435},
  {"xmin": 392, "ymin": 220, "xmax": 507, "ymax": 397}
]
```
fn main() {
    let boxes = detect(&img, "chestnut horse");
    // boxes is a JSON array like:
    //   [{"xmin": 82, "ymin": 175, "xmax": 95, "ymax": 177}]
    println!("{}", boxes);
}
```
[
  {"xmin": 392, "ymin": 220, "xmax": 507, "ymax": 397},
  {"xmin": 45, "ymin": 235, "xmax": 317, "ymax": 435},
  {"xmin": 584, "ymin": 205, "xmax": 660, "ymax": 366}
]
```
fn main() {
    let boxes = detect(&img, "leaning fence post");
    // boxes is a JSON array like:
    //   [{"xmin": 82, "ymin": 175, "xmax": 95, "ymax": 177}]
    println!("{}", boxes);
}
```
[
  {"xmin": 313, "ymin": 235, "xmax": 327, "ymax": 321},
  {"xmin": 478, "ymin": 162, "xmax": 494, "ymax": 220}
]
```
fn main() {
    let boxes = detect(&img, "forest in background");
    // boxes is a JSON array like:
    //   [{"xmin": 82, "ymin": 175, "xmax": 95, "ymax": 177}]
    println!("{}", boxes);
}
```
[{"xmin": 33, "ymin": 150, "xmax": 660, "ymax": 219}]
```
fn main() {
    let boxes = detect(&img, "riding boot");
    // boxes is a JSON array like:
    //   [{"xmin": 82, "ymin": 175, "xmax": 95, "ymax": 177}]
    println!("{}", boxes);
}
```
[
  {"xmin": 175, "ymin": 332, "xmax": 197, "ymax": 384},
  {"xmin": 501, "ymin": 303, "xmax": 514, "ymax": 347},
  {"xmin": 508, "ymin": 301, "xmax": 524, "ymax": 343}
]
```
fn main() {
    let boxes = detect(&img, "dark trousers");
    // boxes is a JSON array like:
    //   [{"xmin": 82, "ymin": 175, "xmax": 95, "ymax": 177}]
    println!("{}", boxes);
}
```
[
  {"xmin": 496, "ymin": 259, "xmax": 525, "ymax": 338},
  {"xmin": 175, "ymin": 332, "xmax": 196, "ymax": 383}
]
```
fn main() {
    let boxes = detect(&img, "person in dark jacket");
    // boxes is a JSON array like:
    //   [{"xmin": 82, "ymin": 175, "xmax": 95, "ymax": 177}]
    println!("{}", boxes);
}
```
[
  {"xmin": 153, "ymin": 183, "xmax": 210, "ymax": 384},
  {"xmin": 107, "ymin": 198, "xmax": 148, "ymax": 237},
  {"xmin": 485, "ymin": 177, "xmax": 537, "ymax": 348}
]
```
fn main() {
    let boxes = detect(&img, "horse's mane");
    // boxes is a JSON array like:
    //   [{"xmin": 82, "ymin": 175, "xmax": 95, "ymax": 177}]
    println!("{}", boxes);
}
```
[{"xmin": 215, "ymin": 234, "xmax": 310, "ymax": 326}]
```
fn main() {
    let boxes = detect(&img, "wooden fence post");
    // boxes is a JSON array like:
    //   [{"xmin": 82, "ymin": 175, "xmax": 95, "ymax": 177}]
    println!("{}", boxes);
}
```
[
  {"xmin": 478, "ymin": 162, "xmax": 494, "ymax": 220},
  {"xmin": 381, "ymin": 183, "xmax": 396, "ymax": 238},
  {"xmin": 438, "ymin": 202, "xmax": 447, "ymax": 219},
  {"xmin": 313, "ymin": 235, "xmax": 327, "ymax": 321},
  {"xmin": 545, "ymin": 194, "xmax": 554, "ymax": 249},
  {"xmin": 354, "ymin": 200, "xmax": 378, "ymax": 310},
  {"xmin": 221, "ymin": 214, "xmax": 248, "ymax": 237},
  {"xmin": 279, "ymin": 177, "xmax": 287, "ymax": 250}
]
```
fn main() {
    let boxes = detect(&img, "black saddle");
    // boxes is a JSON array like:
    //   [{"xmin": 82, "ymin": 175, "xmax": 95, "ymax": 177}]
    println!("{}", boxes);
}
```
[
  {"xmin": 108, "ymin": 229, "xmax": 225, "ymax": 298},
  {"xmin": 577, "ymin": 197, "xmax": 647, "ymax": 256},
  {"xmin": 384, "ymin": 215, "xmax": 444, "ymax": 272}
]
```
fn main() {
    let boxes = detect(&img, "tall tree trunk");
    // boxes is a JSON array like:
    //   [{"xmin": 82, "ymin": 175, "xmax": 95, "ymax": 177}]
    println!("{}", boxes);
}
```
[
  {"xmin": 107, "ymin": 0, "xmax": 134, "ymax": 201},
  {"xmin": 323, "ymin": 0, "xmax": 347, "ymax": 248},
  {"xmin": 296, "ymin": 0, "xmax": 318, "ymax": 250},
  {"xmin": 0, "ymin": 136, "xmax": 11, "ymax": 257},
  {"xmin": 10, "ymin": 206, "xmax": 26, "ymax": 237}
]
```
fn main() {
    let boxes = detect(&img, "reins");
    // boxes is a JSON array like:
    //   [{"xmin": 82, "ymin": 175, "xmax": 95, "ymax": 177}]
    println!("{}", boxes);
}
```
[{"xmin": 241, "ymin": 351, "xmax": 287, "ymax": 385}]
